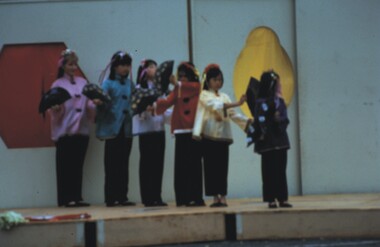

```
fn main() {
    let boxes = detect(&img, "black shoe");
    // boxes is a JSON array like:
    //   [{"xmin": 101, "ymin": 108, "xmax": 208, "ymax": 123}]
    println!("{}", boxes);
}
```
[
  {"xmin": 145, "ymin": 201, "xmax": 167, "ymax": 207},
  {"xmin": 120, "ymin": 201, "xmax": 136, "ymax": 206},
  {"xmin": 76, "ymin": 201, "xmax": 90, "ymax": 207},
  {"xmin": 64, "ymin": 201, "xmax": 77, "ymax": 208},
  {"xmin": 106, "ymin": 201, "xmax": 120, "ymax": 207},
  {"xmin": 210, "ymin": 202, "xmax": 223, "ymax": 208},
  {"xmin": 155, "ymin": 201, "xmax": 168, "ymax": 206},
  {"xmin": 279, "ymin": 202, "xmax": 293, "ymax": 208},
  {"xmin": 268, "ymin": 202, "xmax": 277, "ymax": 208},
  {"xmin": 186, "ymin": 201, "xmax": 206, "ymax": 207},
  {"xmin": 65, "ymin": 201, "xmax": 90, "ymax": 207}
]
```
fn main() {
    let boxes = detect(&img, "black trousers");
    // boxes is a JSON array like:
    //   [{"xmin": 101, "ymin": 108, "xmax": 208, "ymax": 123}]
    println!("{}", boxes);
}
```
[
  {"xmin": 139, "ymin": 132, "xmax": 165, "ymax": 205},
  {"xmin": 104, "ymin": 130, "xmax": 133, "ymax": 204},
  {"xmin": 55, "ymin": 135, "xmax": 89, "ymax": 206},
  {"xmin": 261, "ymin": 149, "xmax": 288, "ymax": 202},
  {"xmin": 202, "ymin": 138, "xmax": 229, "ymax": 196},
  {"xmin": 174, "ymin": 133, "xmax": 203, "ymax": 205}
]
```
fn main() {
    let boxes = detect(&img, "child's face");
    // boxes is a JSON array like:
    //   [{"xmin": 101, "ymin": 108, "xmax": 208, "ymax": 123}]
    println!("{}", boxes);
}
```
[
  {"xmin": 178, "ymin": 71, "xmax": 189, "ymax": 82},
  {"xmin": 208, "ymin": 74, "xmax": 223, "ymax": 91},
  {"xmin": 63, "ymin": 59, "xmax": 78, "ymax": 77},
  {"xmin": 146, "ymin": 64, "xmax": 157, "ymax": 79},
  {"xmin": 115, "ymin": 64, "xmax": 131, "ymax": 77}
]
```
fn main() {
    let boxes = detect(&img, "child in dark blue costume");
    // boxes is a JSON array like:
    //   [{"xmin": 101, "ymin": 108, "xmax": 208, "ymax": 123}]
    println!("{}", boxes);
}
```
[{"xmin": 252, "ymin": 71, "xmax": 292, "ymax": 209}]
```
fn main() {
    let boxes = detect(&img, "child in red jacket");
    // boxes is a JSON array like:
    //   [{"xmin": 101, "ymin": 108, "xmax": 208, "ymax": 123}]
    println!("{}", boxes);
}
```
[{"xmin": 152, "ymin": 62, "xmax": 205, "ymax": 207}]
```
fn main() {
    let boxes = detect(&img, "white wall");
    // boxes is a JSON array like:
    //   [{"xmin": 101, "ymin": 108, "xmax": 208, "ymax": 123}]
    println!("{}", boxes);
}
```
[{"xmin": 296, "ymin": 0, "xmax": 380, "ymax": 194}]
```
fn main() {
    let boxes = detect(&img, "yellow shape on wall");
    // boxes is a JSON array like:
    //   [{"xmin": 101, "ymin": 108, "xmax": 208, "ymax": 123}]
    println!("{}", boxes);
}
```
[{"xmin": 233, "ymin": 26, "xmax": 295, "ymax": 117}]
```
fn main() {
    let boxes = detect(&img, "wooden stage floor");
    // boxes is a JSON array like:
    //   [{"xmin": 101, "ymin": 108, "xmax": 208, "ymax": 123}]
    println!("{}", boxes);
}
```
[{"xmin": 1, "ymin": 193, "xmax": 380, "ymax": 247}]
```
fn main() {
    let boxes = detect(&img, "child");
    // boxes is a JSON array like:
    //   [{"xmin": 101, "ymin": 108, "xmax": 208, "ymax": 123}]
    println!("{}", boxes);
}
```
[
  {"xmin": 49, "ymin": 49, "xmax": 95, "ymax": 207},
  {"xmin": 96, "ymin": 51, "xmax": 136, "ymax": 207},
  {"xmin": 193, "ymin": 64, "xmax": 250, "ymax": 207},
  {"xmin": 152, "ymin": 62, "xmax": 205, "ymax": 207},
  {"xmin": 252, "ymin": 71, "xmax": 292, "ymax": 208},
  {"xmin": 132, "ymin": 59, "xmax": 170, "ymax": 207}
]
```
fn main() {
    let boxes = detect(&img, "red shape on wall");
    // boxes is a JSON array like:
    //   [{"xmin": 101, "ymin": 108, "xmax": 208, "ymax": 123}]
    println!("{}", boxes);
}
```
[{"xmin": 0, "ymin": 43, "xmax": 87, "ymax": 149}]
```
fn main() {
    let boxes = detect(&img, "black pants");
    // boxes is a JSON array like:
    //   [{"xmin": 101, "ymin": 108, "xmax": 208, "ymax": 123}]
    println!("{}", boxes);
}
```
[
  {"xmin": 202, "ymin": 138, "xmax": 229, "ymax": 196},
  {"xmin": 139, "ymin": 132, "xmax": 165, "ymax": 205},
  {"xmin": 174, "ymin": 133, "xmax": 203, "ymax": 206},
  {"xmin": 261, "ymin": 149, "xmax": 288, "ymax": 202},
  {"xmin": 104, "ymin": 130, "xmax": 133, "ymax": 204},
  {"xmin": 55, "ymin": 135, "xmax": 89, "ymax": 206}
]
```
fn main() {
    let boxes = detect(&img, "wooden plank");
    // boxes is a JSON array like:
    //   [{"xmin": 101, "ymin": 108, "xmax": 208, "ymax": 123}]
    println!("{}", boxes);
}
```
[
  {"xmin": 98, "ymin": 213, "xmax": 225, "ymax": 247},
  {"xmin": 0, "ymin": 222, "xmax": 85, "ymax": 247},
  {"xmin": 237, "ymin": 209, "xmax": 380, "ymax": 240}
]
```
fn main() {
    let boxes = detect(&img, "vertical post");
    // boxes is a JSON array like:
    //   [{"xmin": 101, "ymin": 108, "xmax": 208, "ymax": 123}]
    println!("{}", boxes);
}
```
[
  {"xmin": 187, "ymin": 0, "xmax": 194, "ymax": 63},
  {"xmin": 225, "ymin": 214, "xmax": 237, "ymax": 241},
  {"xmin": 85, "ymin": 222, "xmax": 96, "ymax": 247},
  {"xmin": 293, "ymin": 0, "xmax": 303, "ymax": 196}
]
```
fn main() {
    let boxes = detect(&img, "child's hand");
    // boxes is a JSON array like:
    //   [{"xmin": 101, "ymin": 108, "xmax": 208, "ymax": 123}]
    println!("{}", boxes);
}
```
[
  {"xmin": 50, "ymin": 105, "xmax": 61, "ymax": 112},
  {"xmin": 92, "ymin": 99, "xmax": 103, "ymax": 106},
  {"xmin": 238, "ymin": 94, "xmax": 247, "ymax": 105},
  {"xmin": 169, "ymin": 75, "xmax": 177, "ymax": 86},
  {"xmin": 146, "ymin": 105, "xmax": 154, "ymax": 113}
]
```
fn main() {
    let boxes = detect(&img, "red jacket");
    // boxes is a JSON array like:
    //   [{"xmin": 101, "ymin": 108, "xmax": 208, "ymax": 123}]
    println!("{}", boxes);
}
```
[{"xmin": 155, "ymin": 81, "xmax": 200, "ymax": 134}]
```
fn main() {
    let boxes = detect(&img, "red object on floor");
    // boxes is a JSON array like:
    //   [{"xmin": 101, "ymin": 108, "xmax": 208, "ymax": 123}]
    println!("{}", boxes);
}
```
[{"xmin": 26, "ymin": 213, "xmax": 91, "ymax": 222}]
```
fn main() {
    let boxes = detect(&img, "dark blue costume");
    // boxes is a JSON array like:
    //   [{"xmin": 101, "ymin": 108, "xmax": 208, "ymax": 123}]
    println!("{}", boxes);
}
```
[{"xmin": 248, "ymin": 71, "xmax": 291, "ymax": 206}]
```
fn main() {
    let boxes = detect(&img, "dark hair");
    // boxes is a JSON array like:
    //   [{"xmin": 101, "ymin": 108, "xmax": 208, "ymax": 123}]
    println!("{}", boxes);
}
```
[
  {"xmin": 203, "ymin": 67, "xmax": 224, "ymax": 90},
  {"xmin": 257, "ymin": 71, "xmax": 279, "ymax": 98},
  {"xmin": 177, "ymin": 62, "xmax": 199, "ymax": 82},
  {"xmin": 56, "ymin": 50, "xmax": 78, "ymax": 78},
  {"xmin": 109, "ymin": 51, "xmax": 132, "ymax": 80},
  {"xmin": 136, "ymin": 59, "xmax": 157, "ymax": 88}
]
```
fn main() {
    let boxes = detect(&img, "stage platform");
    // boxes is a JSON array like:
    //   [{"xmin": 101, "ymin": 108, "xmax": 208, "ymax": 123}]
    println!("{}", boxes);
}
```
[{"xmin": 1, "ymin": 193, "xmax": 380, "ymax": 247}]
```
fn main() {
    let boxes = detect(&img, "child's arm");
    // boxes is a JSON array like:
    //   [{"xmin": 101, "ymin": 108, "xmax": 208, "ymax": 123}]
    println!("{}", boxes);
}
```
[
  {"xmin": 49, "ymin": 104, "xmax": 65, "ymax": 122},
  {"xmin": 224, "ymin": 94, "xmax": 246, "ymax": 110},
  {"xmin": 96, "ymin": 81, "xmax": 113, "ymax": 118},
  {"xmin": 86, "ymin": 99, "xmax": 97, "ymax": 123},
  {"xmin": 153, "ymin": 86, "xmax": 177, "ymax": 115},
  {"xmin": 228, "ymin": 107, "xmax": 251, "ymax": 132},
  {"xmin": 198, "ymin": 91, "xmax": 225, "ymax": 121},
  {"xmin": 48, "ymin": 83, "xmax": 66, "ymax": 121},
  {"xmin": 225, "ymin": 95, "xmax": 251, "ymax": 131}
]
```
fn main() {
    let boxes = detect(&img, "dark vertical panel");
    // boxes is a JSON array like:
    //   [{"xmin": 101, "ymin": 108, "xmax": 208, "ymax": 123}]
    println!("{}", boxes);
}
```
[
  {"xmin": 225, "ymin": 213, "xmax": 237, "ymax": 241},
  {"xmin": 85, "ymin": 222, "xmax": 96, "ymax": 247},
  {"xmin": 187, "ymin": 0, "xmax": 194, "ymax": 63}
]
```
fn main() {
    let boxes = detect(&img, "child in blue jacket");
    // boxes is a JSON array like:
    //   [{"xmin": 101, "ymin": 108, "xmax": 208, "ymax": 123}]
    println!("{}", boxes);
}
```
[{"xmin": 96, "ymin": 51, "xmax": 136, "ymax": 207}]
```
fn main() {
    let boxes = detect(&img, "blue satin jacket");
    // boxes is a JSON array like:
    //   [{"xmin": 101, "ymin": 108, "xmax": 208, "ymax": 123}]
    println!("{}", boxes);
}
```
[{"xmin": 96, "ymin": 76, "xmax": 135, "ymax": 139}]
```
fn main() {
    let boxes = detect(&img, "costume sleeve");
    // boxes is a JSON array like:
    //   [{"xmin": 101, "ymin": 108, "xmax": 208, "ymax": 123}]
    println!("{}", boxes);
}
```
[
  {"xmin": 163, "ymin": 109, "xmax": 172, "ymax": 125},
  {"xmin": 86, "ymin": 100, "xmax": 96, "ymax": 123},
  {"xmin": 48, "ymin": 105, "xmax": 65, "ymax": 124},
  {"xmin": 199, "ymin": 91, "xmax": 224, "ymax": 117},
  {"xmin": 96, "ymin": 80, "xmax": 112, "ymax": 117},
  {"xmin": 274, "ymin": 98, "xmax": 289, "ymax": 133},
  {"xmin": 155, "ymin": 85, "xmax": 177, "ymax": 115},
  {"xmin": 48, "ymin": 82, "xmax": 66, "ymax": 121},
  {"xmin": 225, "ymin": 95, "xmax": 250, "ymax": 131}
]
